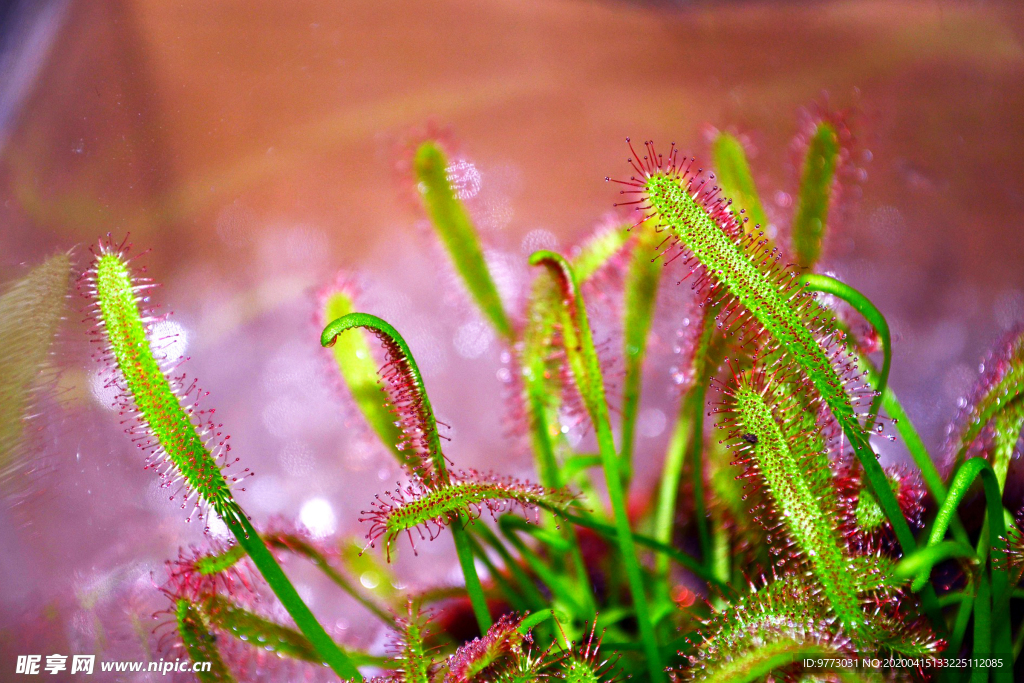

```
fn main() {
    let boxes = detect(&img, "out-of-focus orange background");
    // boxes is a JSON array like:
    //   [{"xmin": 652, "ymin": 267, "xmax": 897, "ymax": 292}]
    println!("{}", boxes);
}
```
[
  {"xmin": 4, "ymin": 0, "xmax": 1019, "ymax": 449},
  {"xmin": 1, "ymin": 0, "xmax": 1023, "ymax": 674},
  {"xmin": 5, "ymin": 1, "xmax": 1023, "ymax": 278}
]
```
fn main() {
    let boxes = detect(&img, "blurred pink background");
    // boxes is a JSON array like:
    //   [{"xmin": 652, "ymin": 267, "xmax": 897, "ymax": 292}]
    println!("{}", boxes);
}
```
[{"xmin": 1, "ymin": 0, "xmax": 1023, "ymax": 678}]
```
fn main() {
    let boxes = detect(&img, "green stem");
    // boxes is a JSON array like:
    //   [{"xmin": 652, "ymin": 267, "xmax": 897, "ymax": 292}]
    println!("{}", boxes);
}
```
[
  {"xmin": 498, "ymin": 513, "xmax": 594, "ymax": 608},
  {"xmin": 652, "ymin": 384, "xmax": 711, "ymax": 581},
  {"xmin": 950, "ymin": 594, "xmax": 974, "ymax": 671},
  {"xmin": 264, "ymin": 533, "xmax": 395, "ymax": 628},
  {"xmin": 878, "ymin": 385, "xmax": 948, "ymax": 510},
  {"xmin": 1013, "ymin": 616, "xmax": 1024, "ymax": 660},
  {"xmin": 895, "ymin": 541, "xmax": 977, "ymax": 592},
  {"xmin": 926, "ymin": 458, "xmax": 1011, "ymax": 680},
  {"xmin": 472, "ymin": 523, "xmax": 548, "ymax": 610},
  {"xmin": 799, "ymin": 274, "xmax": 971, "ymax": 547},
  {"xmin": 530, "ymin": 250, "xmax": 662, "ymax": 680},
  {"xmin": 466, "ymin": 533, "xmax": 528, "ymax": 613},
  {"xmin": 654, "ymin": 310, "xmax": 717, "ymax": 586},
  {"xmin": 451, "ymin": 517, "xmax": 492, "ymax": 633},
  {"xmin": 688, "ymin": 388, "xmax": 711, "ymax": 569},
  {"xmin": 547, "ymin": 505, "xmax": 726, "ymax": 591},
  {"xmin": 865, "ymin": 343, "xmax": 971, "ymax": 546},
  {"xmin": 653, "ymin": 394, "xmax": 695, "ymax": 588},
  {"xmin": 594, "ymin": 415, "xmax": 664, "ymax": 680},
  {"xmin": 498, "ymin": 516, "xmax": 585, "ymax": 616},
  {"xmin": 527, "ymin": 389, "xmax": 561, "ymax": 490},
  {"xmin": 938, "ymin": 592, "xmax": 972, "ymax": 608},
  {"xmin": 226, "ymin": 513, "xmax": 361, "ymax": 681},
  {"xmin": 799, "ymin": 274, "xmax": 890, "ymax": 424},
  {"xmin": 523, "ymin": 393, "xmax": 595, "ymax": 615},
  {"xmin": 972, "ymin": 574, "xmax": 991, "ymax": 683},
  {"xmin": 414, "ymin": 141, "xmax": 514, "ymax": 341},
  {"xmin": 620, "ymin": 225, "xmax": 663, "ymax": 486},
  {"xmin": 925, "ymin": 460, "xmax": 1005, "ymax": 580},
  {"xmin": 711, "ymin": 518, "xmax": 731, "ymax": 587}
]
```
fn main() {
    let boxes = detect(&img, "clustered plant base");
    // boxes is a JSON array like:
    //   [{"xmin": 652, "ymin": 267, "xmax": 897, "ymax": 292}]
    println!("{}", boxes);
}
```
[{"xmin": 5, "ymin": 108, "xmax": 1024, "ymax": 683}]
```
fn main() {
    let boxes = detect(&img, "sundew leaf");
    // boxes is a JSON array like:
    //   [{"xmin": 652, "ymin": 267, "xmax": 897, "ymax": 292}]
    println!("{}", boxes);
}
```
[
  {"xmin": 570, "ymin": 221, "xmax": 632, "ymax": 282},
  {"xmin": 792, "ymin": 121, "xmax": 841, "ymax": 270},
  {"xmin": 175, "ymin": 599, "xmax": 236, "ymax": 683},
  {"xmin": 0, "ymin": 252, "xmax": 69, "ymax": 492},
  {"xmin": 88, "ymin": 238, "xmax": 360, "ymax": 681},
  {"xmin": 193, "ymin": 544, "xmax": 247, "ymax": 577},
  {"xmin": 717, "ymin": 369, "xmax": 864, "ymax": 638},
  {"xmin": 555, "ymin": 620, "xmax": 619, "ymax": 683},
  {"xmin": 529, "ymin": 249, "xmax": 664, "ymax": 682},
  {"xmin": 711, "ymin": 132, "xmax": 769, "ymax": 237},
  {"xmin": 948, "ymin": 326, "xmax": 1024, "ymax": 480},
  {"xmin": 319, "ymin": 278, "xmax": 412, "ymax": 470},
  {"xmin": 692, "ymin": 638, "xmax": 844, "ymax": 683},
  {"xmin": 835, "ymin": 464, "xmax": 925, "ymax": 553},
  {"xmin": 361, "ymin": 470, "xmax": 573, "ymax": 561},
  {"xmin": 389, "ymin": 600, "xmax": 434, "ymax": 683},
  {"xmin": 323, "ymin": 310, "xmax": 492, "ymax": 632},
  {"xmin": 443, "ymin": 613, "xmax": 526, "ymax": 683},
  {"xmin": 609, "ymin": 140, "xmax": 915, "ymax": 555},
  {"xmin": 414, "ymin": 140, "xmax": 514, "ymax": 342},
  {"xmin": 202, "ymin": 594, "xmax": 320, "ymax": 663},
  {"xmin": 322, "ymin": 312, "xmax": 448, "ymax": 485},
  {"xmin": 686, "ymin": 576, "xmax": 851, "ymax": 683},
  {"xmin": 520, "ymin": 224, "xmax": 631, "ymax": 489},
  {"xmin": 84, "ymin": 242, "xmax": 246, "ymax": 524},
  {"xmin": 520, "ymin": 269, "xmax": 566, "ymax": 489},
  {"xmin": 527, "ymin": 251, "xmax": 607, "ymax": 424},
  {"xmin": 716, "ymin": 369, "xmax": 941, "ymax": 655},
  {"xmin": 996, "ymin": 520, "xmax": 1024, "ymax": 587},
  {"xmin": 989, "ymin": 400, "xmax": 1024, "ymax": 490}
]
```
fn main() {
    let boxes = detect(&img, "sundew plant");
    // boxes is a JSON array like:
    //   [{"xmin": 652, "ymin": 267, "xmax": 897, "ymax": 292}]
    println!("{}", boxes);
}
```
[{"xmin": 9, "ymin": 109, "xmax": 1024, "ymax": 683}]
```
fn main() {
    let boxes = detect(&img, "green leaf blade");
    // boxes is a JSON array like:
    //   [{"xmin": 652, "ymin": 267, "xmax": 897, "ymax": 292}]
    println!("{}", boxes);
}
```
[
  {"xmin": 792, "ymin": 122, "xmax": 840, "ymax": 269},
  {"xmin": 414, "ymin": 141, "xmax": 513, "ymax": 341},
  {"xmin": 712, "ymin": 132, "xmax": 769, "ymax": 236}
]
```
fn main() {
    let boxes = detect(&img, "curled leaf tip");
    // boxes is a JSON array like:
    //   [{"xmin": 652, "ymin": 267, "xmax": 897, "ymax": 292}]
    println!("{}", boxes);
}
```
[
  {"xmin": 318, "ymin": 278, "xmax": 410, "ymax": 468},
  {"xmin": 321, "ymin": 312, "xmax": 447, "ymax": 484}
]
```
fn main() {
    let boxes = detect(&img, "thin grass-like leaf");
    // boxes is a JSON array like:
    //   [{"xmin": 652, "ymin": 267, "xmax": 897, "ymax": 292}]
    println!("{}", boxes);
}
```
[
  {"xmin": 711, "ymin": 132, "xmax": 769, "ymax": 237},
  {"xmin": 792, "ymin": 121, "xmax": 841, "ymax": 269},
  {"xmin": 414, "ymin": 140, "xmax": 513, "ymax": 341}
]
